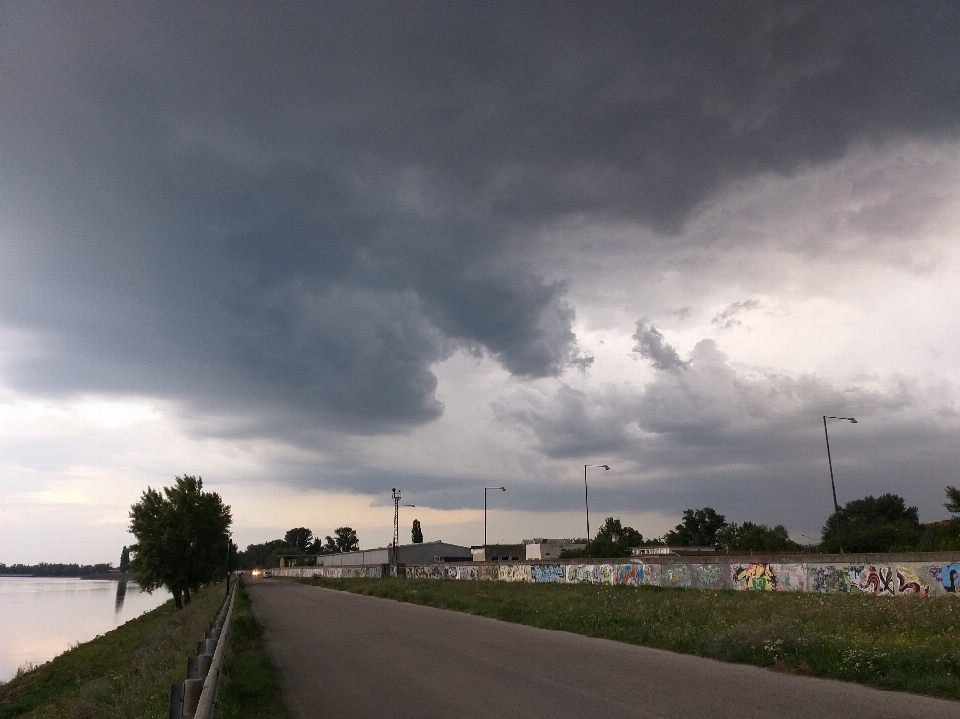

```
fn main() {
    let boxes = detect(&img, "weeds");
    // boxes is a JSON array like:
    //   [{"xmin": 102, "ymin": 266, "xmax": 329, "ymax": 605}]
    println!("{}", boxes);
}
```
[{"xmin": 215, "ymin": 579, "xmax": 286, "ymax": 719}]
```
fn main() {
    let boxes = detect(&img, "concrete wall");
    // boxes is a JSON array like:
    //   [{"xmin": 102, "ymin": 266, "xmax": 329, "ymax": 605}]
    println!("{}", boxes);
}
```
[{"xmin": 267, "ymin": 552, "xmax": 960, "ymax": 596}]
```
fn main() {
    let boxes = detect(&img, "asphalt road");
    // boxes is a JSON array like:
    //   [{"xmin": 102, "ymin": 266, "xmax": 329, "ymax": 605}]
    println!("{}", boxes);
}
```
[{"xmin": 245, "ymin": 578, "xmax": 958, "ymax": 719}]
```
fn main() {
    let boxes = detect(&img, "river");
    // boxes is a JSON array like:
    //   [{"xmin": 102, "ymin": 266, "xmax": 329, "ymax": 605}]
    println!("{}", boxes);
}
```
[{"xmin": 0, "ymin": 576, "xmax": 171, "ymax": 683}]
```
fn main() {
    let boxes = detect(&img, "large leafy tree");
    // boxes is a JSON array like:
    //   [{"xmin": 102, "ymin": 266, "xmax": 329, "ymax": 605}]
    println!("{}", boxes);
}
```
[
  {"xmin": 411, "ymin": 519, "xmax": 424, "ymax": 544},
  {"xmin": 716, "ymin": 522, "xmax": 803, "ymax": 552},
  {"xmin": 128, "ymin": 475, "xmax": 232, "ymax": 609},
  {"xmin": 946, "ymin": 486, "xmax": 960, "ymax": 517},
  {"xmin": 820, "ymin": 493, "xmax": 920, "ymax": 553},
  {"xmin": 284, "ymin": 527, "xmax": 314, "ymax": 554},
  {"xmin": 324, "ymin": 526, "xmax": 360, "ymax": 553},
  {"xmin": 664, "ymin": 507, "xmax": 727, "ymax": 547}
]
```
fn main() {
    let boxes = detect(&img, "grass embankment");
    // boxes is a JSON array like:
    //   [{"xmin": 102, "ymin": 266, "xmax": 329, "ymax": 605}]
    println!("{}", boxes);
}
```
[
  {"xmin": 0, "ymin": 579, "xmax": 286, "ymax": 719},
  {"xmin": 215, "ymin": 579, "xmax": 286, "ymax": 719},
  {"xmin": 301, "ymin": 578, "xmax": 960, "ymax": 700}
]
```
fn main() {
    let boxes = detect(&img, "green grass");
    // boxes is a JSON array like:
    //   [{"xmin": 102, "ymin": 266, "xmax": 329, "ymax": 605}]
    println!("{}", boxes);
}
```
[
  {"xmin": 215, "ymin": 579, "xmax": 286, "ymax": 719},
  {"xmin": 299, "ymin": 577, "xmax": 960, "ymax": 700},
  {"xmin": 0, "ymin": 581, "xmax": 230, "ymax": 718}
]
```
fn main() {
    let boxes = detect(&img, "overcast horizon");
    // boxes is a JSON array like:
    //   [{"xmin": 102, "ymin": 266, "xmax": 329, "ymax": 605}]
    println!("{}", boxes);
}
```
[{"xmin": 3, "ymin": 2, "xmax": 960, "ymax": 564}]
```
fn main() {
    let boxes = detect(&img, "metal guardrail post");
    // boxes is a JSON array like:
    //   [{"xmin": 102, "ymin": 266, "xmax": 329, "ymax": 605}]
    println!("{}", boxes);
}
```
[
  {"xmin": 168, "ymin": 681, "xmax": 184, "ymax": 719},
  {"xmin": 192, "ymin": 575, "xmax": 239, "ymax": 719},
  {"xmin": 169, "ymin": 575, "xmax": 239, "ymax": 719}
]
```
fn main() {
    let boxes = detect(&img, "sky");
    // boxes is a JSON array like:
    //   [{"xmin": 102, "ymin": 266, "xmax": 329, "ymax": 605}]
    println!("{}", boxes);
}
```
[{"xmin": 3, "ymin": 2, "xmax": 960, "ymax": 564}]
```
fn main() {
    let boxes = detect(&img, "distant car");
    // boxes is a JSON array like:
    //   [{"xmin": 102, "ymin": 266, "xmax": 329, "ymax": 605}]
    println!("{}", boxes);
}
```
[{"xmin": 251, "ymin": 568, "xmax": 262, "ymax": 577}]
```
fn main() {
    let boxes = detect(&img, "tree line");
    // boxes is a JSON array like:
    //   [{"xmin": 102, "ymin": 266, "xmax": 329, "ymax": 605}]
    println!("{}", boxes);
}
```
[
  {"xmin": 238, "ymin": 518, "xmax": 427, "ymax": 569},
  {"xmin": 0, "ymin": 562, "xmax": 114, "ymax": 577},
  {"xmin": 237, "ymin": 526, "xmax": 361, "ymax": 569},
  {"xmin": 565, "ymin": 485, "xmax": 960, "ymax": 558}
]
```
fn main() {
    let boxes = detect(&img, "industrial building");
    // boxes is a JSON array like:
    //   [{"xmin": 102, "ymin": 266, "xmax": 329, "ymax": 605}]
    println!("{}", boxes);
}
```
[{"xmin": 309, "ymin": 540, "xmax": 471, "ymax": 566}]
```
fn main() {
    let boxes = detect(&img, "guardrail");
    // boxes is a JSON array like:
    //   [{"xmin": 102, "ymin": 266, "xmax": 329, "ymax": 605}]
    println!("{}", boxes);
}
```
[{"xmin": 168, "ymin": 575, "xmax": 239, "ymax": 719}]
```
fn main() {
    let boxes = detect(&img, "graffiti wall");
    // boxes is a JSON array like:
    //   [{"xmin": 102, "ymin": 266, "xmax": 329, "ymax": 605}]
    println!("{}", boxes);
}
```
[
  {"xmin": 848, "ymin": 566, "xmax": 895, "ymax": 597},
  {"xmin": 694, "ymin": 564, "xmax": 725, "ymax": 590},
  {"xmin": 266, "ymin": 555, "xmax": 960, "ymax": 597},
  {"xmin": 662, "ymin": 565, "xmax": 692, "ymax": 588},
  {"xmin": 942, "ymin": 564, "xmax": 960, "ymax": 593}
]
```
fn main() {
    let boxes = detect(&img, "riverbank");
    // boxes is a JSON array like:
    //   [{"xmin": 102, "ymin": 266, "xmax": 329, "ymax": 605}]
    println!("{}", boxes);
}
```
[
  {"xmin": 78, "ymin": 572, "xmax": 131, "ymax": 581},
  {"xmin": 0, "ymin": 578, "xmax": 287, "ymax": 719},
  {"xmin": 0, "ymin": 582, "xmax": 223, "ymax": 718}
]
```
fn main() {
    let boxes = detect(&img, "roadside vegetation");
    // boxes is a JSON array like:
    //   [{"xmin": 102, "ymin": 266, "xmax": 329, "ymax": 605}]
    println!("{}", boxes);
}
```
[
  {"xmin": 301, "ymin": 577, "xmax": 960, "ymax": 700},
  {"xmin": 0, "ymin": 582, "xmax": 226, "ymax": 718},
  {"xmin": 215, "ymin": 579, "xmax": 287, "ymax": 719}
]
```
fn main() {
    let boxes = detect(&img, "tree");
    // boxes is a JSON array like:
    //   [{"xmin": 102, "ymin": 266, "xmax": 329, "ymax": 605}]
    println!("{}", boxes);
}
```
[
  {"xmin": 664, "ymin": 507, "xmax": 727, "ymax": 547},
  {"xmin": 323, "ymin": 526, "xmax": 360, "ymax": 553},
  {"xmin": 946, "ymin": 486, "xmax": 960, "ymax": 517},
  {"xmin": 128, "ymin": 475, "xmax": 232, "ymax": 609},
  {"xmin": 284, "ymin": 527, "xmax": 314, "ymax": 554},
  {"xmin": 411, "ymin": 519, "xmax": 423, "ymax": 543},
  {"xmin": 561, "ymin": 517, "xmax": 643, "ymax": 558},
  {"xmin": 238, "ymin": 539, "xmax": 288, "ymax": 568},
  {"xmin": 716, "ymin": 522, "xmax": 803, "ymax": 552},
  {"xmin": 119, "ymin": 546, "xmax": 130, "ymax": 572},
  {"xmin": 820, "ymin": 493, "xmax": 920, "ymax": 553}
]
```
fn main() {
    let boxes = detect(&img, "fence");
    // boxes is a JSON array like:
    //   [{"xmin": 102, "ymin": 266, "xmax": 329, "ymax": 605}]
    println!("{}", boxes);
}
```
[
  {"xmin": 168, "ymin": 575, "xmax": 238, "ymax": 719},
  {"xmin": 265, "ymin": 552, "xmax": 960, "ymax": 596}
]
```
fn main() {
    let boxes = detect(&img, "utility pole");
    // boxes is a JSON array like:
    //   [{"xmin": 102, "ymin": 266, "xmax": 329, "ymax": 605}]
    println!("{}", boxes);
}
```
[{"xmin": 392, "ymin": 488, "xmax": 401, "ymax": 567}]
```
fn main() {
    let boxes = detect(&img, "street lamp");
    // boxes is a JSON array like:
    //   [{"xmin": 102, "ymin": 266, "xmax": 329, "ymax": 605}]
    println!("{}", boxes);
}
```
[
  {"xmin": 391, "ymin": 488, "xmax": 402, "ymax": 567},
  {"xmin": 822, "ymin": 416, "xmax": 857, "ymax": 554},
  {"xmin": 484, "ymin": 487, "xmax": 506, "ymax": 548},
  {"xmin": 584, "ymin": 464, "xmax": 610, "ymax": 558}
]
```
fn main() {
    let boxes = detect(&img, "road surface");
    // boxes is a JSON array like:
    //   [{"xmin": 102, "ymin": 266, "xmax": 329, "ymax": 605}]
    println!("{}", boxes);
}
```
[{"xmin": 245, "ymin": 578, "xmax": 957, "ymax": 719}]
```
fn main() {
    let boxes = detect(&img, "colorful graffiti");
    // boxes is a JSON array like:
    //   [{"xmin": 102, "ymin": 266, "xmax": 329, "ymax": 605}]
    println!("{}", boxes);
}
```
[
  {"xmin": 732, "ymin": 563, "xmax": 777, "ymax": 591},
  {"xmin": 614, "ymin": 564, "xmax": 645, "ymax": 586},
  {"xmin": 498, "ymin": 564, "xmax": 531, "ymax": 582},
  {"xmin": 943, "ymin": 563, "xmax": 960, "ymax": 593},
  {"xmin": 531, "ymin": 564, "xmax": 564, "ymax": 583},
  {"xmin": 848, "ymin": 566, "xmax": 894, "ymax": 596},
  {"xmin": 896, "ymin": 566, "xmax": 928, "ymax": 596},
  {"xmin": 811, "ymin": 566, "xmax": 850, "ymax": 593},
  {"xmin": 694, "ymin": 564, "xmax": 724, "ymax": 590},
  {"xmin": 662, "ymin": 565, "xmax": 692, "ymax": 588},
  {"xmin": 270, "ymin": 557, "xmax": 960, "ymax": 598},
  {"xmin": 776, "ymin": 565, "xmax": 807, "ymax": 592}
]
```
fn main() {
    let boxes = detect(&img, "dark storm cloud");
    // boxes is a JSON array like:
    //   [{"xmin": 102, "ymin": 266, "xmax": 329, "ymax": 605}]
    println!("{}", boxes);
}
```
[
  {"xmin": 632, "ymin": 321, "xmax": 688, "ymax": 372},
  {"xmin": 3, "ymin": 2, "xmax": 959, "ymax": 437}
]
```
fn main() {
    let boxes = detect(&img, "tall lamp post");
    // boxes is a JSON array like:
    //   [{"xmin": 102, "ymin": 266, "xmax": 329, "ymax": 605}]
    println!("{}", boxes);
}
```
[
  {"xmin": 822, "ymin": 416, "xmax": 857, "ymax": 554},
  {"xmin": 484, "ymin": 486, "xmax": 506, "ymax": 548},
  {"xmin": 391, "ymin": 488, "xmax": 402, "ymax": 567},
  {"xmin": 584, "ymin": 464, "xmax": 610, "ymax": 557}
]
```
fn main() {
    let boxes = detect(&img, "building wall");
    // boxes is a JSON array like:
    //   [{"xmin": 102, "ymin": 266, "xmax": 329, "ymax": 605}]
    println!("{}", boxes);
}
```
[
  {"xmin": 316, "ymin": 541, "xmax": 470, "ymax": 567},
  {"xmin": 525, "ymin": 543, "xmax": 584, "ymax": 560}
]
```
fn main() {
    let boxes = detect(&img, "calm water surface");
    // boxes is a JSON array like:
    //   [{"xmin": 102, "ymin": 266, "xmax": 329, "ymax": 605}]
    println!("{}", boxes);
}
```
[{"xmin": 0, "ymin": 577, "xmax": 171, "ymax": 683}]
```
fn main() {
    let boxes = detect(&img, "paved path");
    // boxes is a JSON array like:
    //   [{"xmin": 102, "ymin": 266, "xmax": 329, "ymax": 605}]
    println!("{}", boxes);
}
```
[{"xmin": 245, "ymin": 578, "xmax": 957, "ymax": 719}]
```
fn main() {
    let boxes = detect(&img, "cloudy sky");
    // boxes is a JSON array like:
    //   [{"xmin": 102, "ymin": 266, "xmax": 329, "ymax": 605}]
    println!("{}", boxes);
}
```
[{"xmin": 3, "ymin": 2, "xmax": 960, "ymax": 563}]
